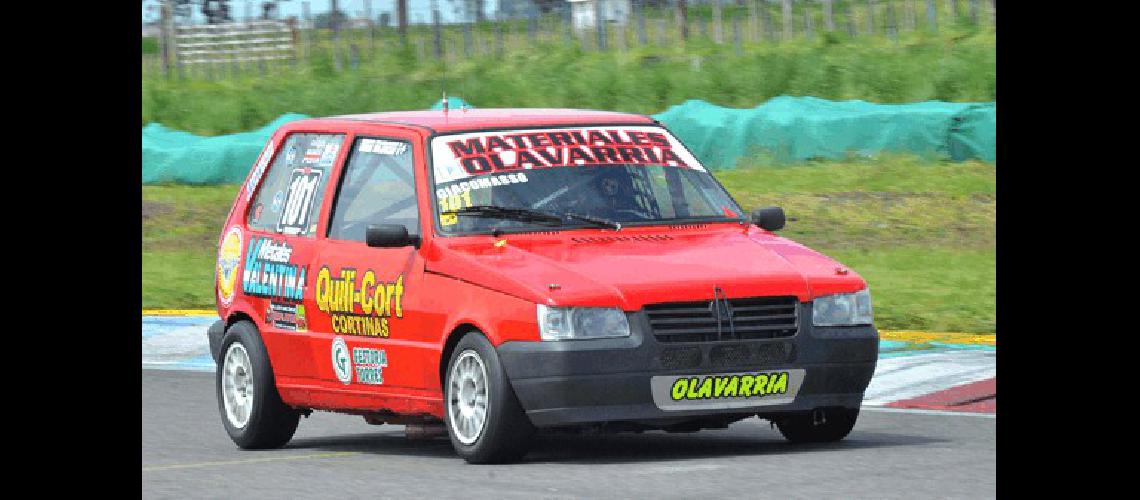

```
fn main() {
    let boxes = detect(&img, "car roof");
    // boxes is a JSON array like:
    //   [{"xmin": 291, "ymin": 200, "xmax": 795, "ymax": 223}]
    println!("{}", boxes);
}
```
[{"xmin": 325, "ymin": 108, "xmax": 658, "ymax": 134}]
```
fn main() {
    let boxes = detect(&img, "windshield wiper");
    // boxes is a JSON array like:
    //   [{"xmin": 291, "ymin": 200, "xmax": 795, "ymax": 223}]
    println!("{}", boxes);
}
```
[
  {"xmin": 443, "ymin": 205, "xmax": 564, "ymax": 226},
  {"xmin": 564, "ymin": 212, "xmax": 622, "ymax": 230}
]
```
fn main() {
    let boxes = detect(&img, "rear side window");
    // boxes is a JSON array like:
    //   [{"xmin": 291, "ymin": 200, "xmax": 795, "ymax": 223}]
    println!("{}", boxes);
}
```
[
  {"xmin": 248, "ymin": 133, "xmax": 345, "ymax": 237},
  {"xmin": 328, "ymin": 137, "xmax": 418, "ymax": 242}
]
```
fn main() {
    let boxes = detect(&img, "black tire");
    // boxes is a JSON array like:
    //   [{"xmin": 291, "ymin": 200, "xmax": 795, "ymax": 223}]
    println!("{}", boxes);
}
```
[
  {"xmin": 443, "ymin": 332, "xmax": 535, "ymax": 464},
  {"xmin": 775, "ymin": 408, "xmax": 859, "ymax": 443},
  {"xmin": 216, "ymin": 320, "xmax": 300, "ymax": 449}
]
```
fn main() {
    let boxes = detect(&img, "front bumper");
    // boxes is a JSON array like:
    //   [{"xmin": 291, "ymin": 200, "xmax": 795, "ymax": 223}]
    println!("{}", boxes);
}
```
[{"xmin": 496, "ymin": 303, "xmax": 878, "ymax": 428}]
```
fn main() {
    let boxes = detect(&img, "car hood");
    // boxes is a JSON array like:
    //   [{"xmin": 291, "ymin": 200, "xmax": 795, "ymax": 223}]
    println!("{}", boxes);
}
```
[{"xmin": 422, "ymin": 224, "xmax": 866, "ymax": 310}]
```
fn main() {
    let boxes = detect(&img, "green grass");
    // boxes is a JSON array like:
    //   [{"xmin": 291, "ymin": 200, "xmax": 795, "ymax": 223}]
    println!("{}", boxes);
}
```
[
  {"xmin": 142, "ymin": 24, "xmax": 994, "ymax": 135},
  {"xmin": 141, "ymin": 154, "xmax": 995, "ymax": 332},
  {"xmin": 830, "ymin": 248, "xmax": 995, "ymax": 333}
]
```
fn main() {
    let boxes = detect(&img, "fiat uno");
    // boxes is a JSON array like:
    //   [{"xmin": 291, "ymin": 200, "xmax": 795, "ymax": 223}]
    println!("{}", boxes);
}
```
[{"xmin": 208, "ymin": 108, "xmax": 878, "ymax": 463}]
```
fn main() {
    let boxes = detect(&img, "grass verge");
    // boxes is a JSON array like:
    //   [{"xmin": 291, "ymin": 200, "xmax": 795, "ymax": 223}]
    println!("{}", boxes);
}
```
[{"xmin": 142, "ymin": 26, "xmax": 994, "ymax": 135}]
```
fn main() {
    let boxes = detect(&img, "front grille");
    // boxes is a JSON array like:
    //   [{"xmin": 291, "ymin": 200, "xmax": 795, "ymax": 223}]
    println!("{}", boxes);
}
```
[
  {"xmin": 645, "ymin": 296, "xmax": 799, "ymax": 343},
  {"xmin": 658, "ymin": 346, "xmax": 703, "ymax": 369},
  {"xmin": 708, "ymin": 342, "xmax": 797, "ymax": 368}
]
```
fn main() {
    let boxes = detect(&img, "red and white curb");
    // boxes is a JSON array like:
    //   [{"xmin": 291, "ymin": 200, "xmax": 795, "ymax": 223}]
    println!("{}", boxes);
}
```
[{"xmin": 863, "ymin": 349, "xmax": 995, "ymax": 414}]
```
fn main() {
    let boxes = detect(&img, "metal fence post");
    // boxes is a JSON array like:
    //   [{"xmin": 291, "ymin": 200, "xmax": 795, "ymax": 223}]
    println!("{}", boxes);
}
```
[
  {"xmin": 886, "ymin": 0, "xmax": 897, "ymax": 39},
  {"xmin": 495, "ymin": 21, "xmax": 503, "ymax": 58},
  {"xmin": 865, "ymin": 0, "xmax": 875, "ymax": 35},
  {"xmin": 804, "ymin": 1, "xmax": 814, "ymax": 39},
  {"xmin": 747, "ymin": 0, "xmax": 758, "ymax": 41},
  {"xmin": 846, "ymin": 1, "xmax": 856, "ymax": 37},
  {"xmin": 636, "ymin": 0, "xmax": 647, "ymax": 46},
  {"xmin": 332, "ymin": 0, "xmax": 343, "ymax": 72},
  {"xmin": 760, "ymin": 0, "xmax": 772, "ymax": 42},
  {"xmin": 366, "ymin": 0, "xmax": 374, "ymax": 56},
  {"xmin": 732, "ymin": 14, "xmax": 741, "ymax": 54},
  {"xmin": 302, "ymin": 2, "xmax": 311, "ymax": 63},
  {"xmin": 713, "ymin": 0, "xmax": 723, "ymax": 44},
  {"xmin": 782, "ymin": 0, "xmax": 792, "ymax": 41},
  {"xmin": 463, "ymin": 22, "xmax": 473, "ymax": 57},
  {"xmin": 595, "ymin": 0, "xmax": 606, "ymax": 51},
  {"xmin": 159, "ymin": 0, "xmax": 172, "ymax": 77},
  {"xmin": 433, "ymin": 9, "xmax": 442, "ymax": 59}
]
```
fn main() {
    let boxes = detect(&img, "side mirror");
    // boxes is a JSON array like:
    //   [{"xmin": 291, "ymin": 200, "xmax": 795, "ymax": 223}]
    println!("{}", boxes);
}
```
[
  {"xmin": 366, "ymin": 224, "xmax": 420, "ymax": 248},
  {"xmin": 751, "ymin": 206, "xmax": 786, "ymax": 231}
]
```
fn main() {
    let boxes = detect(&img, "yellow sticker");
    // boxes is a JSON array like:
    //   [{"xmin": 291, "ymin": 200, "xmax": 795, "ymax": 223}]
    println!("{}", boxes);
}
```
[
  {"xmin": 216, "ymin": 226, "xmax": 243, "ymax": 306},
  {"xmin": 439, "ymin": 190, "xmax": 474, "ymax": 227}
]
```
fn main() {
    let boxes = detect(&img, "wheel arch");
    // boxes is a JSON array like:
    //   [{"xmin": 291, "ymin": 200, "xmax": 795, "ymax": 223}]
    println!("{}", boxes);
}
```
[{"xmin": 439, "ymin": 323, "xmax": 487, "ymax": 390}]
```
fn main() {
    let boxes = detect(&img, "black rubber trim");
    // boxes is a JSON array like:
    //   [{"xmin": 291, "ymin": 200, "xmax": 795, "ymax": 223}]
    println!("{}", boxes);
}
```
[{"xmin": 207, "ymin": 320, "xmax": 226, "ymax": 362}]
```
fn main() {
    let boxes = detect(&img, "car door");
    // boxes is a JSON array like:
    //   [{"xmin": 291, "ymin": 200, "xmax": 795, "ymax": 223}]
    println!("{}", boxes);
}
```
[
  {"xmin": 305, "ymin": 131, "xmax": 434, "ymax": 403},
  {"xmin": 241, "ymin": 131, "xmax": 347, "ymax": 382}
]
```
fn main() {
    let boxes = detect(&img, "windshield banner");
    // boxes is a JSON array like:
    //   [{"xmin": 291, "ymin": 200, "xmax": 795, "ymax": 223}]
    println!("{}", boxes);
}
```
[{"xmin": 431, "ymin": 126, "xmax": 706, "ymax": 184}]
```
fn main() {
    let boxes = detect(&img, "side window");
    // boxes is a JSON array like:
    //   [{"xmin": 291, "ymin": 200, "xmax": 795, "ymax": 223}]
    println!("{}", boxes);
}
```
[
  {"xmin": 328, "ymin": 137, "xmax": 418, "ymax": 242},
  {"xmin": 248, "ymin": 133, "xmax": 344, "ymax": 237}
]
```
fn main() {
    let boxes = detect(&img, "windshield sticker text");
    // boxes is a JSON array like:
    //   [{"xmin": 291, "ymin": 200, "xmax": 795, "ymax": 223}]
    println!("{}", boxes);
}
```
[
  {"xmin": 432, "ymin": 126, "xmax": 705, "ymax": 183},
  {"xmin": 360, "ymin": 138, "xmax": 408, "ymax": 156}
]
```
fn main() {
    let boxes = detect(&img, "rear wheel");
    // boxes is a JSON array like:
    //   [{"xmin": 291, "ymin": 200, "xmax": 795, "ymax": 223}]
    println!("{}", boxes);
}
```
[
  {"xmin": 444, "ymin": 332, "xmax": 535, "ymax": 463},
  {"xmin": 216, "ymin": 320, "xmax": 300, "ymax": 449},
  {"xmin": 775, "ymin": 408, "xmax": 859, "ymax": 443}
]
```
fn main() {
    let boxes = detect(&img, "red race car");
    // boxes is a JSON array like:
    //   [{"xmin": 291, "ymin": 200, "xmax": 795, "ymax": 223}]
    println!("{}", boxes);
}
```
[{"xmin": 208, "ymin": 108, "xmax": 878, "ymax": 463}]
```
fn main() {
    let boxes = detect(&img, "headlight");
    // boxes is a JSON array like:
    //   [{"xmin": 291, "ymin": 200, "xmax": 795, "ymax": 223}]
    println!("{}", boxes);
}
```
[
  {"xmin": 536, "ymin": 305, "xmax": 631, "ymax": 340},
  {"xmin": 812, "ymin": 289, "xmax": 873, "ymax": 326}
]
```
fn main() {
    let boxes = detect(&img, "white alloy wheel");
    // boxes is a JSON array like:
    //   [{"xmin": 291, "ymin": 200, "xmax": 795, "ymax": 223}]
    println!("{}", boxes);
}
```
[
  {"xmin": 448, "ymin": 350, "xmax": 490, "ymax": 445},
  {"xmin": 222, "ymin": 343, "xmax": 255, "ymax": 429}
]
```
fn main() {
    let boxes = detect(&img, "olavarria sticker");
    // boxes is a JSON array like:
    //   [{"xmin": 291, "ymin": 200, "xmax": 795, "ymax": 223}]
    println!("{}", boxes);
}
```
[{"xmin": 430, "ymin": 126, "xmax": 706, "ymax": 184}]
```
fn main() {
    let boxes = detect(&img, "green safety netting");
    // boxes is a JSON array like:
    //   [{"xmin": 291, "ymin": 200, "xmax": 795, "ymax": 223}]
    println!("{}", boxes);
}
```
[
  {"xmin": 653, "ymin": 96, "xmax": 995, "ymax": 167},
  {"xmin": 142, "ymin": 96, "xmax": 994, "ymax": 184},
  {"xmin": 142, "ymin": 113, "xmax": 310, "ymax": 185}
]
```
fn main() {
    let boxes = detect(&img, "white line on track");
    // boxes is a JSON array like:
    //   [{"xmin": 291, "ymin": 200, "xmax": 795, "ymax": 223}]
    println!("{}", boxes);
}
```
[
  {"xmin": 860, "ymin": 406, "xmax": 996, "ymax": 419},
  {"xmin": 142, "ymin": 452, "xmax": 361, "ymax": 472}
]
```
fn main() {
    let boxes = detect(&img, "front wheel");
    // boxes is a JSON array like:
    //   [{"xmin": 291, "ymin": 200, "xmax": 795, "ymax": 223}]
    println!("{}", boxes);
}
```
[
  {"xmin": 216, "ymin": 320, "xmax": 300, "ymax": 449},
  {"xmin": 444, "ymin": 332, "xmax": 535, "ymax": 464},
  {"xmin": 775, "ymin": 408, "xmax": 859, "ymax": 443}
]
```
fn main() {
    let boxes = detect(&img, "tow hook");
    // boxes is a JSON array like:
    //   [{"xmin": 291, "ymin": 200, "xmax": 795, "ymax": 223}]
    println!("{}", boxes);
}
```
[{"xmin": 812, "ymin": 409, "xmax": 827, "ymax": 426}]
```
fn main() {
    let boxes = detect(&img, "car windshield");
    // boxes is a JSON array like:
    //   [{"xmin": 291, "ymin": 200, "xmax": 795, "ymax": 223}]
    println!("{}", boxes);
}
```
[{"xmin": 430, "ymin": 126, "xmax": 744, "ymax": 235}]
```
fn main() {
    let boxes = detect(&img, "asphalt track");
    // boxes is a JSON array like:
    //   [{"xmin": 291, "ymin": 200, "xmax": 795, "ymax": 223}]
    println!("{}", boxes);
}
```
[{"xmin": 142, "ymin": 370, "xmax": 995, "ymax": 499}]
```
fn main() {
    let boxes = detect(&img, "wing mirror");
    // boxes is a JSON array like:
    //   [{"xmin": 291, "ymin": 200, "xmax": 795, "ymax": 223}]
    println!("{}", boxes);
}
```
[
  {"xmin": 751, "ymin": 207, "xmax": 786, "ymax": 231},
  {"xmin": 366, "ymin": 224, "xmax": 421, "ymax": 248}
]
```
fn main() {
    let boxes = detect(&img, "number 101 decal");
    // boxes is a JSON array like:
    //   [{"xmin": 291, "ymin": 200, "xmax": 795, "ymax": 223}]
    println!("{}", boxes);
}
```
[{"xmin": 277, "ymin": 167, "xmax": 324, "ymax": 235}]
